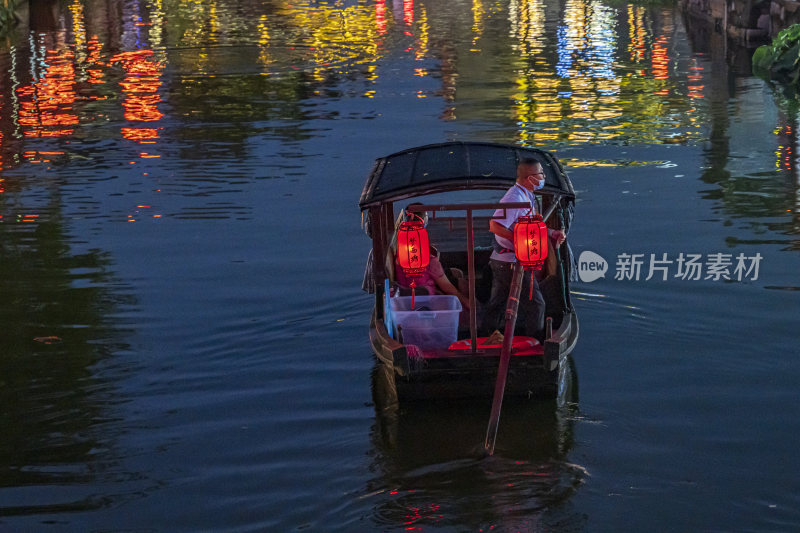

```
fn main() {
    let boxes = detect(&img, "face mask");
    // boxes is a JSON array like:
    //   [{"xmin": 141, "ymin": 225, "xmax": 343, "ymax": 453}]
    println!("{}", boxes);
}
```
[{"xmin": 527, "ymin": 174, "xmax": 545, "ymax": 190}]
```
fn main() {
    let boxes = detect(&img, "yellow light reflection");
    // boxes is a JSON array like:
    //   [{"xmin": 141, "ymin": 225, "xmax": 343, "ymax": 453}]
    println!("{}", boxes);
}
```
[
  {"xmin": 628, "ymin": 5, "xmax": 647, "ymax": 64},
  {"xmin": 472, "ymin": 0, "xmax": 485, "ymax": 47},
  {"xmin": 69, "ymin": 0, "xmax": 87, "ymax": 63},
  {"xmin": 177, "ymin": 0, "xmax": 220, "ymax": 47},
  {"xmin": 257, "ymin": 14, "xmax": 271, "ymax": 66},
  {"xmin": 273, "ymin": 2, "xmax": 383, "ymax": 85},
  {"xmin": 775, "ymin": 123, "xmax": 794, "ymax": 171},
  {"xmin": 416, "ymin": 4, "xmax": 428, "ymax": 60}
]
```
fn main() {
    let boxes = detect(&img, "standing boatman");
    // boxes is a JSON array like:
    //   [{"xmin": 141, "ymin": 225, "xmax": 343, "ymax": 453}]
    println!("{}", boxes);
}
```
[{"xmin": 481, "ymin": 158, "xmax": 566, "ymax": 341}]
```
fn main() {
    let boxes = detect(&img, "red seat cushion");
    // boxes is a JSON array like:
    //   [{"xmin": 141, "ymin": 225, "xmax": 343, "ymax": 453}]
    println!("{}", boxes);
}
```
[{"xmin": 448, "ymin": 336, "xmax": 542, "ymax": 355}]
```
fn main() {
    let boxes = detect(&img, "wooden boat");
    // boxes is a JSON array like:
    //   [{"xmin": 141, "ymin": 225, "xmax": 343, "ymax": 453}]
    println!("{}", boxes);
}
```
[{"xmin": 360, "ymin": 141, "xmax": 578, "ymax": 403}]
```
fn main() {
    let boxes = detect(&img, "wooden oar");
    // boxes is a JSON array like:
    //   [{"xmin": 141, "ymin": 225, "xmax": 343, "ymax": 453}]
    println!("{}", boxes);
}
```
[{"xmin": 484, "ymin": 261, "xmax": 524, "ymax": 456}]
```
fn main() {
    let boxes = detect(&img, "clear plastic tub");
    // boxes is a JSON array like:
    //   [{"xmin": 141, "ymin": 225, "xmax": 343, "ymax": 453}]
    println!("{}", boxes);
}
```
[{"xmin": 390, "ymin": 295, "xmax": 462, "ymax": 349}]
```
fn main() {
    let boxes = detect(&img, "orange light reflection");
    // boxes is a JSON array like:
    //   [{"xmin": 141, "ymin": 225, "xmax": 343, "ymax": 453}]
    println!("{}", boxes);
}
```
[
  {"xmin": 17, "ymin": 50, "xmax": 80, "ymax": 138},
  {"xmin": 404, "ymin": 0, "xmax": 414, "ymax": 26},
  {"xmin": 111, "ymin": 50, "xmax": 165, "ymax": 142},
  {"xmin": 121, "ymin": 128, "xmax": 160, "ymax": 141},
  {"xmin": 22, "ymin": 150, "xmax": 66, "ymax": 164},
  {"xmin": 375, "ymin": 0, "xmax": 387, "ymax": 35},
  {"xmin": 651, "ymin": 35, "xmax": 669, "ymax": 81}
]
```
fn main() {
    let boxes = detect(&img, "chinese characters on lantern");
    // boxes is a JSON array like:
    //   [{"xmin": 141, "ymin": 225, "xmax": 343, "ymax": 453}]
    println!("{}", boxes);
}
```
[
  {"xmin": 396, "ymin": 220, "xmax": 429, "ymax": 275},
  {"xmin": 513, "ymin": 215, "xmax": 548, "ymax": 271},
  {"xmin": 396, "ymin": 218, "xmax": 430, "ymax": 306}
]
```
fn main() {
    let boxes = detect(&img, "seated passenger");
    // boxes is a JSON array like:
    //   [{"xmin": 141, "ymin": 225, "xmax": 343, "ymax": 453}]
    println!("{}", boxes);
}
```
[
  {"xmin": 394, "ymin": 204, "xmax": 470, "ymax": 312},
  {"xmin": 395, "ymin": 245, "xmax": 470, "ymax": 311}
]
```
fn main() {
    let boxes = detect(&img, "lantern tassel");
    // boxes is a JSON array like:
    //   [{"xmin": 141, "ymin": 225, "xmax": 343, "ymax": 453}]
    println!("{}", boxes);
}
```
[
  {"xmin": 529, "ymin": 271, "xmax": 534, "ymax": 300},
  {"xmin": 410, "ymin": 279, "xmax": 416, "ymax": 308}
]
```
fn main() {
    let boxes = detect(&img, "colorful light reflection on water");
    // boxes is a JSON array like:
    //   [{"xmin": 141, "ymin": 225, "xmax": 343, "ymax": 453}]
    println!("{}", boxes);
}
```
[
  {"xmin": 0, "ymin": 0, "xmax": 724, "ymax": 168},
  {"xmin": 1, "ymin": 0, "xmax": 799, "ymax": 530}
]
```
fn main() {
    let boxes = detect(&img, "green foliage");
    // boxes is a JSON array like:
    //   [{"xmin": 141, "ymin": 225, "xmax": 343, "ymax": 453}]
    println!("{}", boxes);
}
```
[
  {"xmin": 753, "ymin": 23, "xmax": 800, "ymax": 85},
  {"xmin": 0, "ymin": 0, "xmax": 19, "ymax": 34}
]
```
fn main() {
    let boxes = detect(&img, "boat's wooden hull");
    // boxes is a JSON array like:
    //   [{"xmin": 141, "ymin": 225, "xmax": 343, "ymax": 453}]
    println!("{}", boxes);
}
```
[{"xmin": 369, "ymin": 308, "xmax": 578, "ymax": 402}]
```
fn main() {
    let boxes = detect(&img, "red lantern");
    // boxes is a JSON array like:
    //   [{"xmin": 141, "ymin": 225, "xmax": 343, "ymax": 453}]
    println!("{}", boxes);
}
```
[
  {"xmin": 396, "ymin": 217, "xmax": 430, "ymax": 307},
  {"xmin": 514, "ymin": 214, "xmax": 548, "ymax": 299}
]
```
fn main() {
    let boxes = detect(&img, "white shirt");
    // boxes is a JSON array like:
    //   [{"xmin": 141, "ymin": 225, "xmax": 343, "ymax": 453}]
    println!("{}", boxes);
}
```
[{"xmin": 490, "ymin": 183, "xmax": 538, "ymax": 262}]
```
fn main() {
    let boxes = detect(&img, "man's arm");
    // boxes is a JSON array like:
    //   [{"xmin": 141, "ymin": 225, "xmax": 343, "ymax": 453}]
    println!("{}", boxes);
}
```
[
  {"xmin": 489, "ymin": 220, "xmax": 513, "ymax": 241},
  {"xmin": 548, "ymin": 228, "xmax": 566, "ymax": 247}
]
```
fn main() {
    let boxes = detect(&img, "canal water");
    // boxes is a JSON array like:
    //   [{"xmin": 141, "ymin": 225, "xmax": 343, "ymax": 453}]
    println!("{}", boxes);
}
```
[{"xmin": 1, "ymin": 0, "xmax": 798, "ymax": 530}]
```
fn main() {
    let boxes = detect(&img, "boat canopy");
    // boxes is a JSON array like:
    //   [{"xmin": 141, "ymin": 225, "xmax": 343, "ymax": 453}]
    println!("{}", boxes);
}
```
[{"xmin": 358, "ymin": 141, "xmax": 575, "ymax": 209}]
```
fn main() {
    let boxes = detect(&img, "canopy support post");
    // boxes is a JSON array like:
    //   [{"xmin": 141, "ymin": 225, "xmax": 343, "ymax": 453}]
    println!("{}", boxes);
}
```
[{"xmin": 465, "ymin": 208, "xmax": 478, "ymax": 354}]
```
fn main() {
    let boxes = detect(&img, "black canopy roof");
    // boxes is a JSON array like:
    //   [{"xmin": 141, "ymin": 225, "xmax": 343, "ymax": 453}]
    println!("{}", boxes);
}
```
[{"xmin": 358, "ymin": 141, "xmax": 575, "ymax": 209}]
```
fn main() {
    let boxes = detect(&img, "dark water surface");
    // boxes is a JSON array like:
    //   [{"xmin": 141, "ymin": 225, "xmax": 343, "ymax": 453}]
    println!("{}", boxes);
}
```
[{"xmin": 1, "ymin": 0, "xmax": 799, "ymax": 530}]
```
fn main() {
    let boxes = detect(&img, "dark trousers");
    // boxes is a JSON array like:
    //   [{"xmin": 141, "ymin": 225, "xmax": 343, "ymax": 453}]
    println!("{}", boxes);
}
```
[{"xmin": 481, "ymin": 259, "xmax": 546, "ymax": 340}]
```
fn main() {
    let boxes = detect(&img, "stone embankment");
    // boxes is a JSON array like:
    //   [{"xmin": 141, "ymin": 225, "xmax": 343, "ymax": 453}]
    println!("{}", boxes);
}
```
[{"xmin": 682, "ymin": 0, "xmax": 800, "ymax": 41}]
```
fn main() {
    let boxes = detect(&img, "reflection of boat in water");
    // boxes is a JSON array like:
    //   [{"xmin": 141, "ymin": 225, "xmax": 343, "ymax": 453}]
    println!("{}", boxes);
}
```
[
  {"xmin": 365, "ymin": 360, "xmax": 586, "ymax": 529},
  {"xmin": 360, "ymin": 142, "xmax": 579, "ymax": 403},
  {"xmin": 370, "ymin": 358, "xmax": 580, "ymax": 457}
]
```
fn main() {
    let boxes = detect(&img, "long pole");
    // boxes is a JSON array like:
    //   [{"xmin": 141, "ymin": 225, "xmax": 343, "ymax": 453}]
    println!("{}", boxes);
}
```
[{"xmin": 484, "ymin": 261, "xmax": 524, "ymax": 456}]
